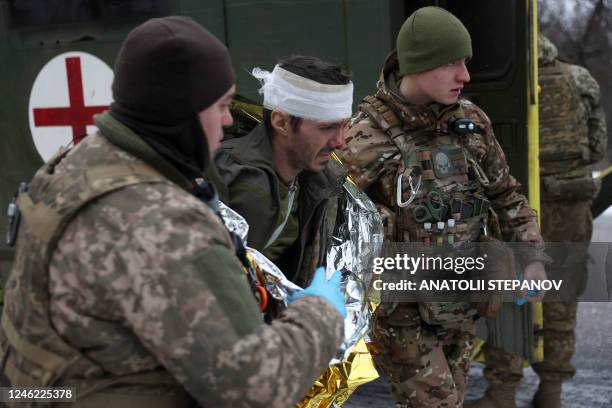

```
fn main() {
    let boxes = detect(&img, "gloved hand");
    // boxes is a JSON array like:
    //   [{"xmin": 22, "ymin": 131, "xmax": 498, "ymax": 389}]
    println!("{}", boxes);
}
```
[
  {"xmin": 289, "ymin": 267, "xmax": 347, "ymax": 319},
  {"xmin": 517, "ymin": 261, "xmax": 547, "ymax": 304}
]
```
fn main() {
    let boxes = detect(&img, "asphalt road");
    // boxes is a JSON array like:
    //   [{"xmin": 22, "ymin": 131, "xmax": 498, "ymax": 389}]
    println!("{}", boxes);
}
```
[{"xmin": 344, "ymin": 211, "xmax": 612, "ymax": 408}]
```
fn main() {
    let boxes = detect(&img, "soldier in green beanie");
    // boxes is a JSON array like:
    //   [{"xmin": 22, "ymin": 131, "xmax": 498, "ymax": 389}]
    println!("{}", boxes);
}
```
[
  {"xmin": 396, "ymin": 6, "xmax": 472, "ymax": 76},
  {"xmin": 340, "ymin": 6, "xmax": 549, "ymax": 407}
]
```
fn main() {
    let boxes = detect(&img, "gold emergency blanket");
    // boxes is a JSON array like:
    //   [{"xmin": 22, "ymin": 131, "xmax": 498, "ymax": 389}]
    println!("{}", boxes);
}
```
[
  {"xmin": 219, "ymin": 179, "xmax": 382, "ymax": 407},
  {"xmin": 296, "ymin": 340, "xmax": 379, "ymax": 408}
]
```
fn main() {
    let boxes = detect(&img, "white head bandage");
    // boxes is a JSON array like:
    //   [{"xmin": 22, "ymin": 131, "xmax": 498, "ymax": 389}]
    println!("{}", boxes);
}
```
[{"xmin": 251, "ymin": 64, "xmax": 353, "ymax": 121}]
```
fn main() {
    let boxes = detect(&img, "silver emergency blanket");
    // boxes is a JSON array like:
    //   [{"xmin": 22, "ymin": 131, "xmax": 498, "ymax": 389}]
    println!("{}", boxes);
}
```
[
  {"xmin": 219, "ymin": 177, "xmax": 383, "ymax": 362},
  {"xmin": 218, "ymin": 203, "xmax": 250, "ymax": 241},
  {"xmin": 327, "ymin": 179, "xmax": 383, "ymax": 361},
  {"xmin": 218, "ymin": 203, "xmax": 303, "ymax": 298}
]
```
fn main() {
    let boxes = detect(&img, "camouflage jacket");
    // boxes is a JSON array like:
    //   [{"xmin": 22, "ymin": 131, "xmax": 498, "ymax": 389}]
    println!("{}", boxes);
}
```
[
  {"xmin": 1, "ymin": 112, "xmax": 343, "ymax": 407},
  {"xmin": 206, "ymin": 124, "xmax": 347, "ymax": 287},
  {"xmin": 340, "ymin": 53, "xmax": 548, "ymax": 263},
  {"xmin": 539, "ymin": 34, "xmax": 607, "ymax": 166}
]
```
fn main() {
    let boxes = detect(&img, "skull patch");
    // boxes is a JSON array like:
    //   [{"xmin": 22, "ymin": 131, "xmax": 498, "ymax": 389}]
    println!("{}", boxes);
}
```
[{"xmin": 434, "ymin": 151, "xmax": 451, "ymax": 177}]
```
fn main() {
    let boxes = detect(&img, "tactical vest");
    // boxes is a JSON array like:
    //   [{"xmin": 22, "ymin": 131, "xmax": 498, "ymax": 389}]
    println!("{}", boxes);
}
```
[
  {"xmin": 360, "ymin": 95, "xmax": 495, "ymax": 324},
  {"xmin": 538, "ymin": 61, "xmax": 599, "ymax": 200},
  {"xmin": 0, "ymin": 138, "xmax": 195, "ymax": 407},
  {"xmin": 360, "ymin": 95, "xmax": 492, "ymax": 242},
  {"xmin": 539, "ymin": 61, "xmax": 590, "ymax": 178}
]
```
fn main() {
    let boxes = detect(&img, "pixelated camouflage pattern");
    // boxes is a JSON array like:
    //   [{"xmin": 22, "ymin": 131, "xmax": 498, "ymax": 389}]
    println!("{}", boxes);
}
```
[
  {"xmin": 536, "ymin": 38, "xmax": 601, "ymax": 382},
  {"xmin": 1, "ymin": 130, "xmax": 344, "ymax": 407},
  {"xmin": 483, "ymin": 37, "xmax": 602, "ymax": 386},
  {"xmin": 539, "ymin": 62, "xmax": 590, "ymax": 177},
  {"xmin": 538, "ymin": 34, "xmax": 607, "ymax": 181},
  {"xmin": 568, "ymin": 64, "xmax": 608, "ymax": 163},
  {"xmin": 482, "ymin": 343, "xmax": 524, "ymax": 387},
  {"xmin": 536, "ymin": 36, "xmax": 599, "ymax": 382},
  {"xmin": 537, "ymin": 34, "xmax": 558, "ymax": 66},
  {"xmin": 538, "ymin": 60, "xmax": 607, "ymax": 180},
  {"xmin": 542, "ymin": 200, "xmax": 592, "ymax": 243},
  {"xmin": 484, "ymin": 200, "xmax": 592, "ymax": 385},
  {"xmin": 484, "ymin": 301, "xmax": 578, "ymax": 386},
  {"xmin": 372, "ymin": 303, "xmax": 476, "ymax": 408},
  {"xmin": 531, "ymin": 302, "xmax": 579, "ymax": 381}
]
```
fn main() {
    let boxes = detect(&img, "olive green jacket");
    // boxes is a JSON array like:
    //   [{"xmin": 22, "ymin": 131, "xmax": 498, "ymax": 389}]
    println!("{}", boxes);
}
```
[{"xmin": 207, "ymin": 124, "xmax": 347, "ymax": 287}]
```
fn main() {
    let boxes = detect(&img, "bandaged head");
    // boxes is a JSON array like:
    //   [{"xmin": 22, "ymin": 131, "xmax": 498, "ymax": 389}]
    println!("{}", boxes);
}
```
[{"xmin": 252, "ymin": 63, "xmax": 353, "ymax": 121}]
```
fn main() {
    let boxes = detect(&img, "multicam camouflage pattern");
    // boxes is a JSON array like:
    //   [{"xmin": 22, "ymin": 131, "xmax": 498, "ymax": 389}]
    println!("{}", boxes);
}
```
[
  {"xmin": 340, "ymin": 52, "xmax": 547, "ymax": 407},
  {"xmin": 372, "ymin": 303, "xmax": 476, "ymax": 408},
  {"xmin": 342, "ymin": 56, "xmax": 546, "ymax": 255},
  {"xmin": 0, "ymin": 129, "xmax": 344, "ymax": 407}
]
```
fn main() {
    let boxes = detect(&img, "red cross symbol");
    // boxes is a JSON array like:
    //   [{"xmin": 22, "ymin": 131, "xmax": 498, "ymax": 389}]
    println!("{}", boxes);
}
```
[{"xmin": 32, "ymin": 57, "xmax": 110, "ymax": 145}]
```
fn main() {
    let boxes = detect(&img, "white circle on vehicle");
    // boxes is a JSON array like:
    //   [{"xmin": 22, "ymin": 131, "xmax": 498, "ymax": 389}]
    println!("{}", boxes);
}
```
[{"xmin": 28, "ymin": 51, "xmax": 113, "ymax": 162}]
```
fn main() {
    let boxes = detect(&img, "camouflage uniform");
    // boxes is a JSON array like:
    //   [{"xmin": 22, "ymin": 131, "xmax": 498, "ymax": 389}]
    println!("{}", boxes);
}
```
[
  {"xmin": 0, "ymin": 112, "xmax": 344, "ymax": 407},
  {"xmin": 482, "ymin": 34, "xmax": 607, "ymax": 390},
  {"xmin": 340, "ymin": 53, "xmax": 548, "ymax": 408}
]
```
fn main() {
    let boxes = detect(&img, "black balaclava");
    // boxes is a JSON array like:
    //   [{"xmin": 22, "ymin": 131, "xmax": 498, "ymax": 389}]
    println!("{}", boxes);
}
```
[{"xmin": 109, "ymin": 16, "xmax": 235, "ymax": 180}]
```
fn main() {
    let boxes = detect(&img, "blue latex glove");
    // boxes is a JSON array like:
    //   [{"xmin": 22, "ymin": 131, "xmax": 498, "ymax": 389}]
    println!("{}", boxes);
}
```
[
  {"xmin": 516, "ymin": 289, "xmax": 539, "ymax": 306},
  {"xmin": 516, "ymin": 267, "xmax": 541, "ymax": 305},
  {"xmin": 289, "ymin": 267, "xmax": 347, "ymax": 319}
]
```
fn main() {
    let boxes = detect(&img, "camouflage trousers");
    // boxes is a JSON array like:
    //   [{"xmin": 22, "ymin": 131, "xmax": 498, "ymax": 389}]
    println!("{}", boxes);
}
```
[
  {"xmin": 483, "ymin": 302, "xmax": 579, "ymax": 385},
  {"xmin": 371, "ymin": 302, "xmax": 476, "ymax": 407},
  {"xmin": 484, "ymin": 199, "xmax": 592, "ymax": 384}
]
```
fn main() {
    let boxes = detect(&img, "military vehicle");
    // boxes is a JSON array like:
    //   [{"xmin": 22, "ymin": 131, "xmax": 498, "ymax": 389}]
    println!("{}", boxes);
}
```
[
  {"xmin": 10, "ymin": 0, "xmax": 606, "ymax": 363},
  {"xmin": 0, "ymin": 0, "xmax": 538, "ymax": 270}
]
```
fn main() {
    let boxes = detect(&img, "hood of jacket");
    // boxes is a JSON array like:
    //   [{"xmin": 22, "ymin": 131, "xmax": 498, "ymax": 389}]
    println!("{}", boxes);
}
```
[{"xmin": 221, "ymin": 123, "xmax": 347, "ymax": 199}]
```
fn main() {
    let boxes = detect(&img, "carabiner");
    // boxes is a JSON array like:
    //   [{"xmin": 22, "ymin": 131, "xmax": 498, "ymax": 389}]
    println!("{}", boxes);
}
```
[{"xmin": 396, "ymin": 171, "xmax": 422, "ymax": 208}]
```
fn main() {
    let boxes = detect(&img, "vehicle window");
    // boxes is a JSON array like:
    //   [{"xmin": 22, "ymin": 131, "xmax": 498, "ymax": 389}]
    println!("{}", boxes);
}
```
[
  {"xmin": 445, "ymin": 0, "xmax": 515, "ymax": 81},
  {"xmin": 10, "ymin": 0, "xmax": 173, "ymax": 26},
  {"xmin": 403, "ymin": 0, "xmax": 516, "ymax": 82}
]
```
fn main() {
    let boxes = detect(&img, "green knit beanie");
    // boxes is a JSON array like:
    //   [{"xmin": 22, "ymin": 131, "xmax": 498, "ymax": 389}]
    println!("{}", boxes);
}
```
[{"xmin": 397, "ymin": 7, "xmax": 472, "ymax": 75}]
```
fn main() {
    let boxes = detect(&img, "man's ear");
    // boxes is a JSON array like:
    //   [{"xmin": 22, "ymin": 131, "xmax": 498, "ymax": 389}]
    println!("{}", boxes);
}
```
[{"xmin": 270, "ymin": 109, "xmax": 290, "ymax": 136}]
